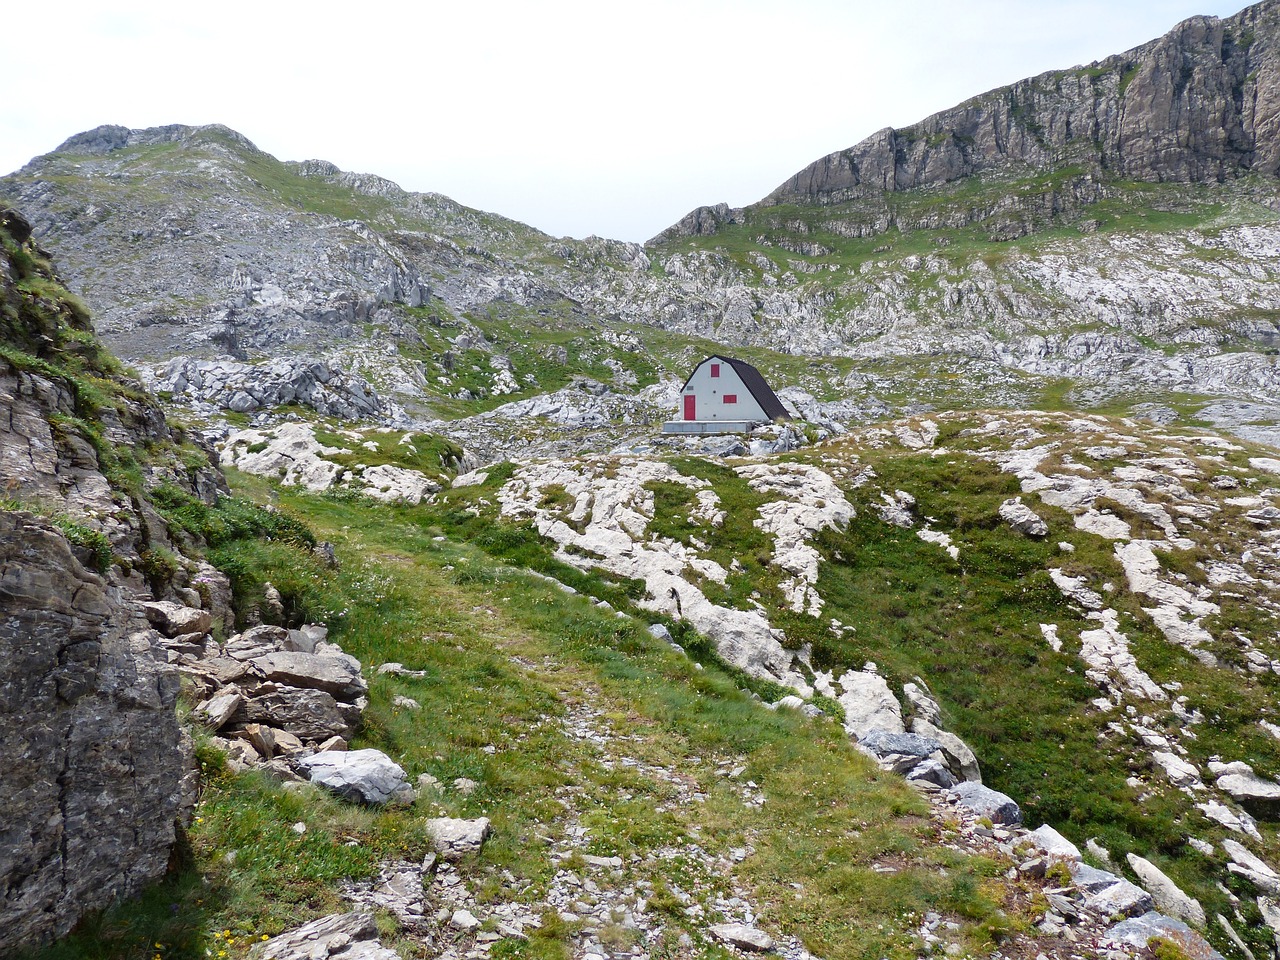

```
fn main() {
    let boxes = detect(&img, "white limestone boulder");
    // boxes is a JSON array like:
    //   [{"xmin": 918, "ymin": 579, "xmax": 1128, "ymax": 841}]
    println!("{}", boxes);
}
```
[
  {"xmin": 298, "ymin": 749, "xmax": 413, "ymax": 805},
  {"xmin": 999, "ymin": 497, "xmax": 1048, "ymax": 537},
  {"xmin": 709, "ymin": 923, "xmax": 774, "ymax": 952},
  {"xmin": 1027, "ymin": 824, "xmax": 1080, "ymax": 861},
  {"xmin": 1126, "ymin": 853, "xmax": 1205, "ymax": 926},
  {"xmin": 139, "ymin": 600, "xmax": 212, "ymax": 638},
  {"xmin": 425, "ymin": 817, "xmax": 492, "ymax": 860},
  {"xmin": 950, "ymin": 782, "xmax": 1022, "ymax": 826},
  {"xmin": 1105, "ymin": 912, "xmax": 1223, "ymax": 960}
]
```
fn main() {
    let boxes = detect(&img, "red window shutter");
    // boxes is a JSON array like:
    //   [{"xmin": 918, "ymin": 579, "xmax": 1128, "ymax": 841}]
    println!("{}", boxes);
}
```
[
  {"xmin": 710, "ymin": 363, "xmax": 720, "ymax": 378},
  {"xmin": 724, "ymin": 394, "xmax": 737, "ymax": 404}
]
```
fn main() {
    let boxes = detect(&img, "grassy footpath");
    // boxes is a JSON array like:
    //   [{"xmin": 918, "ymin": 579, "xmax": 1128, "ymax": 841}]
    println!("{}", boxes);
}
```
[{"xmin": 22, "ymin": 471, "xmax": 1027, "ymax": 960}]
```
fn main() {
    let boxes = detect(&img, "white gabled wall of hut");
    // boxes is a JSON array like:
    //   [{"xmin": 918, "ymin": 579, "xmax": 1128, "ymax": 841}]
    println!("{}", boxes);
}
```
[{"xmin": 680, "ymin": 358, "xmax": 769, "ymax": 422}]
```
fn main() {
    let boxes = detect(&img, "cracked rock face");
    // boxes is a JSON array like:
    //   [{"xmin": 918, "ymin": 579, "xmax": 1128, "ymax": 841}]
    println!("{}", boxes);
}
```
[{"xmin": 0, "ymin": 513, "xmax": 185, "ymax": 947}]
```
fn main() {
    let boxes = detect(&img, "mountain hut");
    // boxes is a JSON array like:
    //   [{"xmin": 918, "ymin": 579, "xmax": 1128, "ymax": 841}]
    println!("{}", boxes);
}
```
[{"xmin": 661, "ymin": 355, "xmax": 789, "ymax": 434}]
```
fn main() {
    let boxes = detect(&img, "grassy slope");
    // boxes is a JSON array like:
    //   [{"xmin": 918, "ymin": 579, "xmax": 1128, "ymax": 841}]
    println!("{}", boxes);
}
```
[
  {"xmin": 430, "ymin": 412, "xmax": 1280, "ymax": 958},
  {"xmin": 20, "ymin": 470, "xmax": 1041, "ymax": 960}
]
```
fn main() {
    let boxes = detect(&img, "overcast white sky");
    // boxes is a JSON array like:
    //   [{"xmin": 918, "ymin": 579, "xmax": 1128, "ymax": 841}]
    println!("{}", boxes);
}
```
[{"xmin": 1, "ymin": 1, "xmax": 1252, "ymax": 243}]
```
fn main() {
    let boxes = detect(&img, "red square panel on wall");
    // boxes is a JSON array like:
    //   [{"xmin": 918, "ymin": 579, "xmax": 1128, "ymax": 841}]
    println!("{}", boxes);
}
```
[
  {"xmin": 724, "ymin": 394, "xmax": 737, "ymax": 404},
  {"xmin": 711, "ymin": 363, "xmax": 720, "ymax": 377}
]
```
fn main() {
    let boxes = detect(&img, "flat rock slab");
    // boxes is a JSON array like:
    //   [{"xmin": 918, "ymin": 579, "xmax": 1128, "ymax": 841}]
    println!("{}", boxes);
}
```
[
  {"xmin": 250, "ymin": 651, "xmax": 367, "ymax": 700},
  {"xmin": 1105, "ymin": 911, "xmax": 1224, "ymax": 960},
  {"xmin": 859, "ymin": 730, "xmax": 944, "ymax": 759},
  {"xmin": 709, "ymin": 922, "xmax": 774, "ymax": 952},
  {"xmin": 1153, "ymin": 750, "xmax": 1202, "ymax": 788},
  {"xmin": 249, "ymin": 911, "xmax": 399, "ymax": 959},
  {"xmin": 298, "ymin": 749, "xmax": 413, "ymax": 805},
  {"xmin": 139, "ymin": 600, "xmax": 211, "ymax": 638},
  {"xmin": 196, "ymin": 689, "xmax": 242, "ymax": 730},
  {"xmin": 949, "ymin": 782, "xmax": 1022, "ymax": 825},
  {"xmin": 905, "ymin": 758, "xmax": 956, "ymax": 788},
  {"xmin": 225, "ymin": 625, "xmax": 290, "ymax": 660},
  {"xmin": 235, "ymin": 683, "xmax": 354, "ymax": 742},
  {"xmin": 1213, "ymin": 761, "xmax": 1280, "ymax": 817},
  {"xmin": 1127, "ymin": 853, "xmax": 1205, "ymax": 926},
  {"xmin": 185, "ymin": 656, "xmax": 250, "ymax": 687},
  {"xmin": 425, "ymin": 817, "xmax": 492, "ymax": 860},
  {"xmin": 1222, "ymin": 838, "xmax": 1280, "ymax": 894}
]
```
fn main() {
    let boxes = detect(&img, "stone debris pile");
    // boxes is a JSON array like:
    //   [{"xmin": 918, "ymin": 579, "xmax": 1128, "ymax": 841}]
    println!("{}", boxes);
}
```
[
  {"xmin": 927, "ymin": 790, "xmax": 1224, "ymax": 960},
  {"xmin": 139, "ymin": 600, "xmax": 416, "ymax": 799}
]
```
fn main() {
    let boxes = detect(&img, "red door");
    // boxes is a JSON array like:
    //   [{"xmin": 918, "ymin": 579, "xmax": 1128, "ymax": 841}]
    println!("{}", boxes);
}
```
[{"xmin": 683, "ymin": 394, "xmax": 696, "ymax": 420}]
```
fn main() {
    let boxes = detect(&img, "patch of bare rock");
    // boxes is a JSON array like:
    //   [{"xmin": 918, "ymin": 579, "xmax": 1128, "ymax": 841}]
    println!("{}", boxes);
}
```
[
  {"xmin": 250, "ymin": 911, "xmax": 399, "ymax": 959},
  {"xmin": 221, "ymin": 422, "xmax": 441, "ymax": 504}
]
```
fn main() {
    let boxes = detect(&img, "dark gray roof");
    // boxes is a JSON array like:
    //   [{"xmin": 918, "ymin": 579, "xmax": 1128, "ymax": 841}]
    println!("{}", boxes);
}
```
[{"xmin": 680, "ymin": 355, "xmax": 789, "ymax": 421}]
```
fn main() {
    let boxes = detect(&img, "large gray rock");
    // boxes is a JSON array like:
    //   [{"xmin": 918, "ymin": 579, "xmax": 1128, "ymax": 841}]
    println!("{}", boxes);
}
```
[
  {"xmin": 901, "ymin": 681, "xmax": 941, "ymax": 725},
  {"xmin": 859, "ymin": 729, "xmax": 943, "ymax": 759},
  {"xmin": 0, "ymin": 513, "xmax": 185, "ymax": 947},
  {"xmin": 298, "ymin": 749, "xmax": 413, "ymax": 805},
  {"xmin": 1027, "ymin": 824, "xmax": 1080, "ymax": 861},
  {"xmin": 1105, "ymin": 912, "xmax": 1224, "ymax": 960},
  {"xmin": 225, "ymin": 625, "xmax": 290, "ymax": 660},
  {"xmin": 1069, "ymin": 862, "xmax": 1154, "ymax": 918},
  {"xmin": 949, "ymin": 782, "xmax": 1022, "ymax": 825},
  {"xmin": 249, "ymin": 651, "xmax": 367, "ymax": 700},
  {"xmin": 709, "ymin": 923, "xmax": 774, "ymax": 952},
  {"xmin": 906, "ymin": 758, "xmax": 957, "ymax": 789},
  {"xmin": 910, "ymin": 717, "xmax": 982, "ymax": 783},
  {"xmin": 138, "ymin": 600, "xmax": 212, "ymax": 638},
  {"xmin": 248, "ymin": 912, "xmax": 399, "ymax": 959},
  {"xmin": 999, "ymin": 498, "xmax": 1049, "ymax": 537},
  {"xmin": 1211, "ymin": 760, "xmax": 1280, "ymax": 817},
  {"xmin": 1221, "ymin": 838, "xmax": 1280, "ymax": 894},
  {"xmin": 1127, "ymin": 853, "xmax": 1206, "ymax": 927},
  {"xmin": 425, "ymin": 817, "xmax": 492, "ymax": 860},
  {"xmin": 234, "ymin": 683, "xmax": 355, "ymax": 742},
  {"xmin": 833, "ymin": 670, "xmax": 905, "ymax": 739}
]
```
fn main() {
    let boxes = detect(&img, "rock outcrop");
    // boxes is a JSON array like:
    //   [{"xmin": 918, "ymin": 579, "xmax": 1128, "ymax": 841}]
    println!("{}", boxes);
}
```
[
  {"xmin": 147, "ymin": 356, "xmax": 402, "ymax": 422},
  {"xmin": 762, "ymin": 2, "xmax": 1280, "ymax": 207},
  {"xmin": 0, "ymin": 206, "xmax": 225, "ymax": 948},
  {"xmin": 249, "ymin": 912, "xmax": 399, "ymax": 960},
  {"xmin": 0, "ymin": 512, "xmax": 184, "ymax": 948}
]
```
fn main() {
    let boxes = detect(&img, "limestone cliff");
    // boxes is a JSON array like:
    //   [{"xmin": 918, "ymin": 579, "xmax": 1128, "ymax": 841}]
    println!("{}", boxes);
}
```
[{"xmin": 767, "ymin": 0, "xmax": 1280, "ymax": 205}]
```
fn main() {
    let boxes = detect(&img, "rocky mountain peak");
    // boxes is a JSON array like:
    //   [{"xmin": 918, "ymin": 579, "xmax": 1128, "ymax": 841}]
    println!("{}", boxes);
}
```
[
  {"xmin": 46, "ymin": 122, "xmax": 262, "ymax": 162},
  {"xmin": 655, "ymin": 0, "xmax": 1280, "ymax": 238}
]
